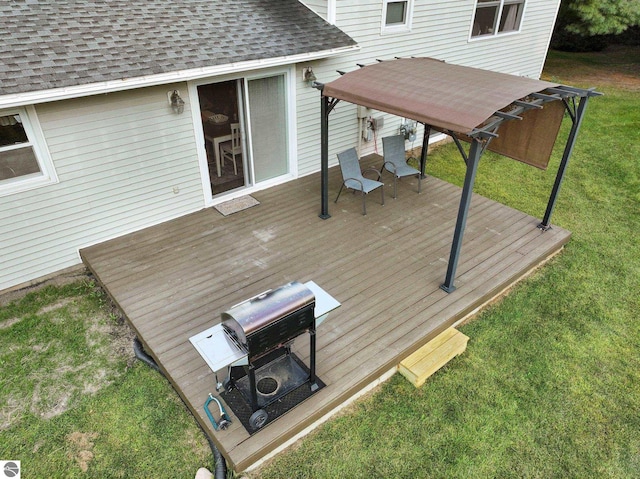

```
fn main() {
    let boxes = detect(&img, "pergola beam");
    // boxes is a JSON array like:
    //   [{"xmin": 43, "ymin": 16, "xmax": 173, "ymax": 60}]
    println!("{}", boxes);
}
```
[
  {"xmin": 531, "ymin": 92, "xmax": 561, "ymax": 102},
  {"xmin": 514, "ymin": 99, "xmax": 543, "ymax": 109},
  {"xmin": 449, "ymin": 131, "xmax": 469, "ymax": 165},
  {"xmin": 546, "ymin": 87, "xmax": 578, "ymax": 98},
  {"xmin": 554, "ymin": 85, "xmax": 602, "ymax": 97},
  {"xmin": 419, "ymin": 124, "xmax": 431, "ymax": 178},
  {"xmin": 494, "ymin": 111, "xmax": 523, "ymax": 121}
]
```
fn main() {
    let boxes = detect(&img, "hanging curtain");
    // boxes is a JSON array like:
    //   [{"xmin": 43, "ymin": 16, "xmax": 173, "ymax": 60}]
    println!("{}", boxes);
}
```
[
  {"xmin": 500, "ymin": 3, "xmax": 519, "ymax": 32},
  {"xmin": 247, "ymin": 75, "xmax": 288, "ymax": 183},
  {"xmin": 0, "ymin": 115, "xmax": 18, "ymax": 127}
]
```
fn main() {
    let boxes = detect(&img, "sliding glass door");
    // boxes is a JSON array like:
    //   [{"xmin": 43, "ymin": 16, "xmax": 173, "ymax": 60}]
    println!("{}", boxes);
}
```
[
  {"xmin": 245, "ymin": 74, "xmax": 289, "ymax": 183},
  {"xmin": 195, "ymin": 71, "xmax": 291, "ymax": 200}
]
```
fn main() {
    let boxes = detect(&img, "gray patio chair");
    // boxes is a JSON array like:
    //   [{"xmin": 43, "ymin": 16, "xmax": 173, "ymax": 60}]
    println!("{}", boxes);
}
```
[
  {"xmin": 381, "ymin": 134, "xmax": 422, "ymax": 199},
  {"xmin": 335, "ymin": 147, "xmax": 384, "ymax": 215}
]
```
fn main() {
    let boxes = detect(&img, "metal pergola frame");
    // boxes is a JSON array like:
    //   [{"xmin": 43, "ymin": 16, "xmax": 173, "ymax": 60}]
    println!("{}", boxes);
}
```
[{"xmin": 314, "ymin": 61, "xmax": 601, "ymax": 293}]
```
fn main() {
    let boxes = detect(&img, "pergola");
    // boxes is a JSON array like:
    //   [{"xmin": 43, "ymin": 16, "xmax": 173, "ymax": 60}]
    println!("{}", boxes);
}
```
[{"xmin": 314, "ymin": 57, "xmax": 601, "ymax": 292}]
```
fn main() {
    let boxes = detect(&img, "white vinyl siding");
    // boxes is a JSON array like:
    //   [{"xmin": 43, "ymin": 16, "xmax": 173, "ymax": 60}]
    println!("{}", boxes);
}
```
[
  {"xmin": 0, "ymin": 84, "xmax": 203, "ymax": 291},
  {"xmin": 301, "ymin": 0, "xmax": 328, "ymax": 20},
  {"xmin": 294, "ymin": 0, "xmax": 559, "ymax": 176}
]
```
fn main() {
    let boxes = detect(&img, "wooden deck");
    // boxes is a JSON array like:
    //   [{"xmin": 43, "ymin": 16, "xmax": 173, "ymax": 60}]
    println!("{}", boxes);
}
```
[{"xmin": 80, "ymin": 157, "xmax": 571, "ymax": 472}]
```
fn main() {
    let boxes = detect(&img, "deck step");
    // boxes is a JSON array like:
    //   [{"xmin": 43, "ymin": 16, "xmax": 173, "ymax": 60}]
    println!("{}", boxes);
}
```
[{"xmin": 398, "ymin": 327, "xmax": 469, "ymax": 387}]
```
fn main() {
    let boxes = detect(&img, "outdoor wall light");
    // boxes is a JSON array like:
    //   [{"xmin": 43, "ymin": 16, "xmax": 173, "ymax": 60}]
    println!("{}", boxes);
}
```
[
  {"xmin": 302, "ymin": 66, "xmax": 317, "ymax": 84},
  {"xmin": 169, "ymin": 89, "xmax": 185, "ymax": 114}
]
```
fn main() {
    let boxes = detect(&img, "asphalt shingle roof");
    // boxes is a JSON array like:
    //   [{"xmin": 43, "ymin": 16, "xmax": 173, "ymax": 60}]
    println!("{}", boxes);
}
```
[{"xmin": 1, "ymin": 0, "xmax": 356, "ymax": 96}]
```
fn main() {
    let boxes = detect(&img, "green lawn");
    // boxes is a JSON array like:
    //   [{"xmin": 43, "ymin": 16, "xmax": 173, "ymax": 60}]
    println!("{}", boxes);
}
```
[
  {"xmin": 0, "ymin": 282, "xmax": 213, "ymax": 478},
  {"xmin": 1, "ymin": 49, "xmax": 638, "ymax": 478}
]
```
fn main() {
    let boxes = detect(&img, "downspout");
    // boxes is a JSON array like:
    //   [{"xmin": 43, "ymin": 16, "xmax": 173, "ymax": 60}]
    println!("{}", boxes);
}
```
[
  {"xmin": 133, "ymin": 336, "xmax": 162, "ymax": 373},
  {"xmin": 133, "ymin": 337, "xmax": 227, "ymax": 479}
]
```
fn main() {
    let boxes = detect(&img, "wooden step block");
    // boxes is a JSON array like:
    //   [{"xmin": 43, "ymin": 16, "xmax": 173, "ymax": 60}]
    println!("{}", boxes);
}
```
[{"xmin": 398, "ymin": 327, "xmax": 469, "ymax": 387}]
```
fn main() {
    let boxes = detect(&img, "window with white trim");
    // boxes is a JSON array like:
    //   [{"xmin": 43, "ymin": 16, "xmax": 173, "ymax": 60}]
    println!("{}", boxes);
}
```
[
  {"xmin": 471, "ymin": 0, "xmax": 525, "ymax": 38},
  {"xmin": 0, "ymin": 106, "xmax": 57, "ymax": 196},
  {"xmin": 382, "ymin": 0, "xmax": 414, "ymax": 33}
]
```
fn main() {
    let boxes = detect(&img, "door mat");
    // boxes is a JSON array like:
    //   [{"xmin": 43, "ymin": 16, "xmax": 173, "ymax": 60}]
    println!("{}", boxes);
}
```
[{"xmin": 214, "ymin": 195, "xmax": 259, "ymax": 216}]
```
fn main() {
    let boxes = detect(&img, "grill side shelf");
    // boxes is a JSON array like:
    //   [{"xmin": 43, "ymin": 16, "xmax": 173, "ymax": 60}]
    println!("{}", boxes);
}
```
[{"xmin": 189, "ymin": 323, "xmax": 249, "ymax": 373}]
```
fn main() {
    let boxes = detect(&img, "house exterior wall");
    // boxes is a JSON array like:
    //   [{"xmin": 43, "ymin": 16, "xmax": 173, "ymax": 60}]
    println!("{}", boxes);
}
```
[
  {"xmin": 0, "ymin": 84, "xmax": 203, "ymax": 291},
  {"xmin": 294, "ymin": 0, "xmax": 561, "ymax": 176},
  {"xmin": 1, "ymin": 0, "xmax": 560, "ymax": 292},
  {"xmin": 301, "ymin": 0, "xmax": 328, "ymax": 19}
]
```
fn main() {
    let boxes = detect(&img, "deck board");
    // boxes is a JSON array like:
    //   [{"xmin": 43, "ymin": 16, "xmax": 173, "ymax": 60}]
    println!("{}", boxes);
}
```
[{"xmin": 80, "ymin": 161, "xmax": 570, "ymax": 472}]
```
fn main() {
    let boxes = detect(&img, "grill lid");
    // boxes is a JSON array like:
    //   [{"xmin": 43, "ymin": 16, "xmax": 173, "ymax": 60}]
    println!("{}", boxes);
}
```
[{"xmin": 221, "ymin": 281, "xmax": 315, "ymax": 347}]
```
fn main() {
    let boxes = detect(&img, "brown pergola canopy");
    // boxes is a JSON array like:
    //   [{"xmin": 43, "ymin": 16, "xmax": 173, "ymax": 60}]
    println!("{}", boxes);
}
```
[
  {"xmin": 322, "ymin": 57, "xmax": 559, "ymax": 135},
  {"xmin": 316, "ymin": 57, "xmax": 601, "ymax": 292}
]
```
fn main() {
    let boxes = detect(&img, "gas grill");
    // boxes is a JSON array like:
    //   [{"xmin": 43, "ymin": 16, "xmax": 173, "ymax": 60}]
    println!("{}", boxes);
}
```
[
  {"xmin": 222, "ymin": 281, "xmax": 316, "ymax": 363},
  {"xmin": 190, "ymin": 281, "xmax": 340, "ymax": 431}
]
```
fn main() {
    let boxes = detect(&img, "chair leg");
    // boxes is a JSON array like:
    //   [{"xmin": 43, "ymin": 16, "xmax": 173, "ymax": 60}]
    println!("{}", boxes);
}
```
[
  {"xmin": 393, "ymin": 176, "xmax": 398, "ymax": 199},
  {"xmin": 232, "ymin": 153, "xmax": 238, "ymax": 175},
  {"xmin": 362, "ymin": 191, "xmax": 367, "ymax": 215},
  {"xmin": 335, "ymin": 184, "xmax": 344, "ymax": 203},
  {"xmin": 381, "ymin": 185, "xmax": 385, "ymax": 206}
]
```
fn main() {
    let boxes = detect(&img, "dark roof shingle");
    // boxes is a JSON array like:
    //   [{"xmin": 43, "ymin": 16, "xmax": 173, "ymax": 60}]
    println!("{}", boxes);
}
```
[{"xmin": 1, "ymin": 0, "xmax": 356, "ymax": 96}]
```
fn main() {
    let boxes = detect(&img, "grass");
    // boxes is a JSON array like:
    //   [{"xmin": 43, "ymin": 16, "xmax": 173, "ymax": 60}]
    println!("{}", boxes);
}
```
[
  {"xmin": 1, "ymin": 48, "xmax": 639, "ymax": 478},
  {"xmin": 0, "ymin": 282, "xmax": 213, "ymax": 478}
]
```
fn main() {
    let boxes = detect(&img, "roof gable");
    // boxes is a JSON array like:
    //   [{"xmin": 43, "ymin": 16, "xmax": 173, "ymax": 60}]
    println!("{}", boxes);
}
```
[{"xmin": 0, "ymin": 0, "xmax": 356, "ymax": 97}]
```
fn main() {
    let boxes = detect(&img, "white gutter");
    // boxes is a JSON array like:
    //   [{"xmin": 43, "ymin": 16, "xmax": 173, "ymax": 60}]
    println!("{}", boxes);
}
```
[{"xmin": 0, "ymin": 44, "xmax": 360, "ymax": 109}]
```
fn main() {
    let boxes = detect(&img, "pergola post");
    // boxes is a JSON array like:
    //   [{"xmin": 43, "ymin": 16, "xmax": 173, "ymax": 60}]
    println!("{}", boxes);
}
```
[
  {"xmin": 441, "ymin": 137, "xmax": 483, "ymax": 293},
  {"xmin": 419, "ymin": 124, "xmax": 431, "ymax": 178},
  {"xmin": 539, "ymin": 95, "xmax": 591, "ymax": 230},
  {"xmin": 319, "ymin": 94, "xmax": 331, "ymax": 219}
]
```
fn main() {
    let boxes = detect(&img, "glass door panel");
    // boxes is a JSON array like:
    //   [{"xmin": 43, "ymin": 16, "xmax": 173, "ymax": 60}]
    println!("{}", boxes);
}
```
[
  {"xmin": 197, "ymin": 80, "xmax": 245, "ymax": 196},
  {"xmin": 246, "ymin": 75, "xmax": 288, "ymax": 183}
]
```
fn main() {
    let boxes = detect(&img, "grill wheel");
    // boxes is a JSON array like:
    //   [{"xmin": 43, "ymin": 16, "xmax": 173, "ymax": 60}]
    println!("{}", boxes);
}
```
[{"xmin": 249, "ymin": 408, "xmax": 269, "ymax": 429}]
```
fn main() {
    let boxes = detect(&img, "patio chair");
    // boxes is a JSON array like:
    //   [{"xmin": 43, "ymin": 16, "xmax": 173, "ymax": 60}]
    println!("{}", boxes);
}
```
[
  {"xmin": 220, "ymin": 123, "xmax": 241, "ymax": 176},
  {"xmin": 335, "ymin": 148, "xmax": 384, "ymax": 215},
  {"xmin": 381, "ymin": 135, "xmax": 422, "ymax": 198}
]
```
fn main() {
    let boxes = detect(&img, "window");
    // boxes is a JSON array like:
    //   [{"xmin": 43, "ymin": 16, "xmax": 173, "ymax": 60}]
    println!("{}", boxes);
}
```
[
  {"xmin": 382, "ymin": 0, "xmax": 414, "ymax": 33},
  {"xmin": 471, "ymin": 0, "xmax": 525, "ymax": 38},
  {"xmin": 0, "ymin": 106, "xmax": 57, "ymax": 196}
]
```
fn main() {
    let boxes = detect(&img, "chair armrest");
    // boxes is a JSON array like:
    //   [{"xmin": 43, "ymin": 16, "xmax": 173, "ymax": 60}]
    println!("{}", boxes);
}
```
[
  {"xmin": 381, "ymin": 161, "xmax": 397, "ymax": 175},
  {"xmin": 344, "ymin": 177, "xmax": 364, "ymax": 190},
  {"xmin": 362, "ymin": 167, "xmax": 383, "ymax": 180}
]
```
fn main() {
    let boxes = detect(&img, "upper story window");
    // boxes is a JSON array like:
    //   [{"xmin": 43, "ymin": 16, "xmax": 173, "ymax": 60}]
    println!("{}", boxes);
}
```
[
  {"xmin": 471, "ymin": 0, "xmax": 525, "ymax": 38},
  {"xmin": 0, "ymin": 106, "xmax": 57, "ymax": 196},
  {"xmin": 382, "ymin": 0, "xmax": 414, "ymax": 34}
]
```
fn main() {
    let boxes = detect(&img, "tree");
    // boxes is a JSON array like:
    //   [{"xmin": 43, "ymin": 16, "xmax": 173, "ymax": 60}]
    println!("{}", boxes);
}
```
[
  {"xmin": 558, "ymin": 0, "xmax": 640, "ymax": 36},
  {"xmin": 552, "ymin": 0, "xmax": 640, "ymax": 51}
]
